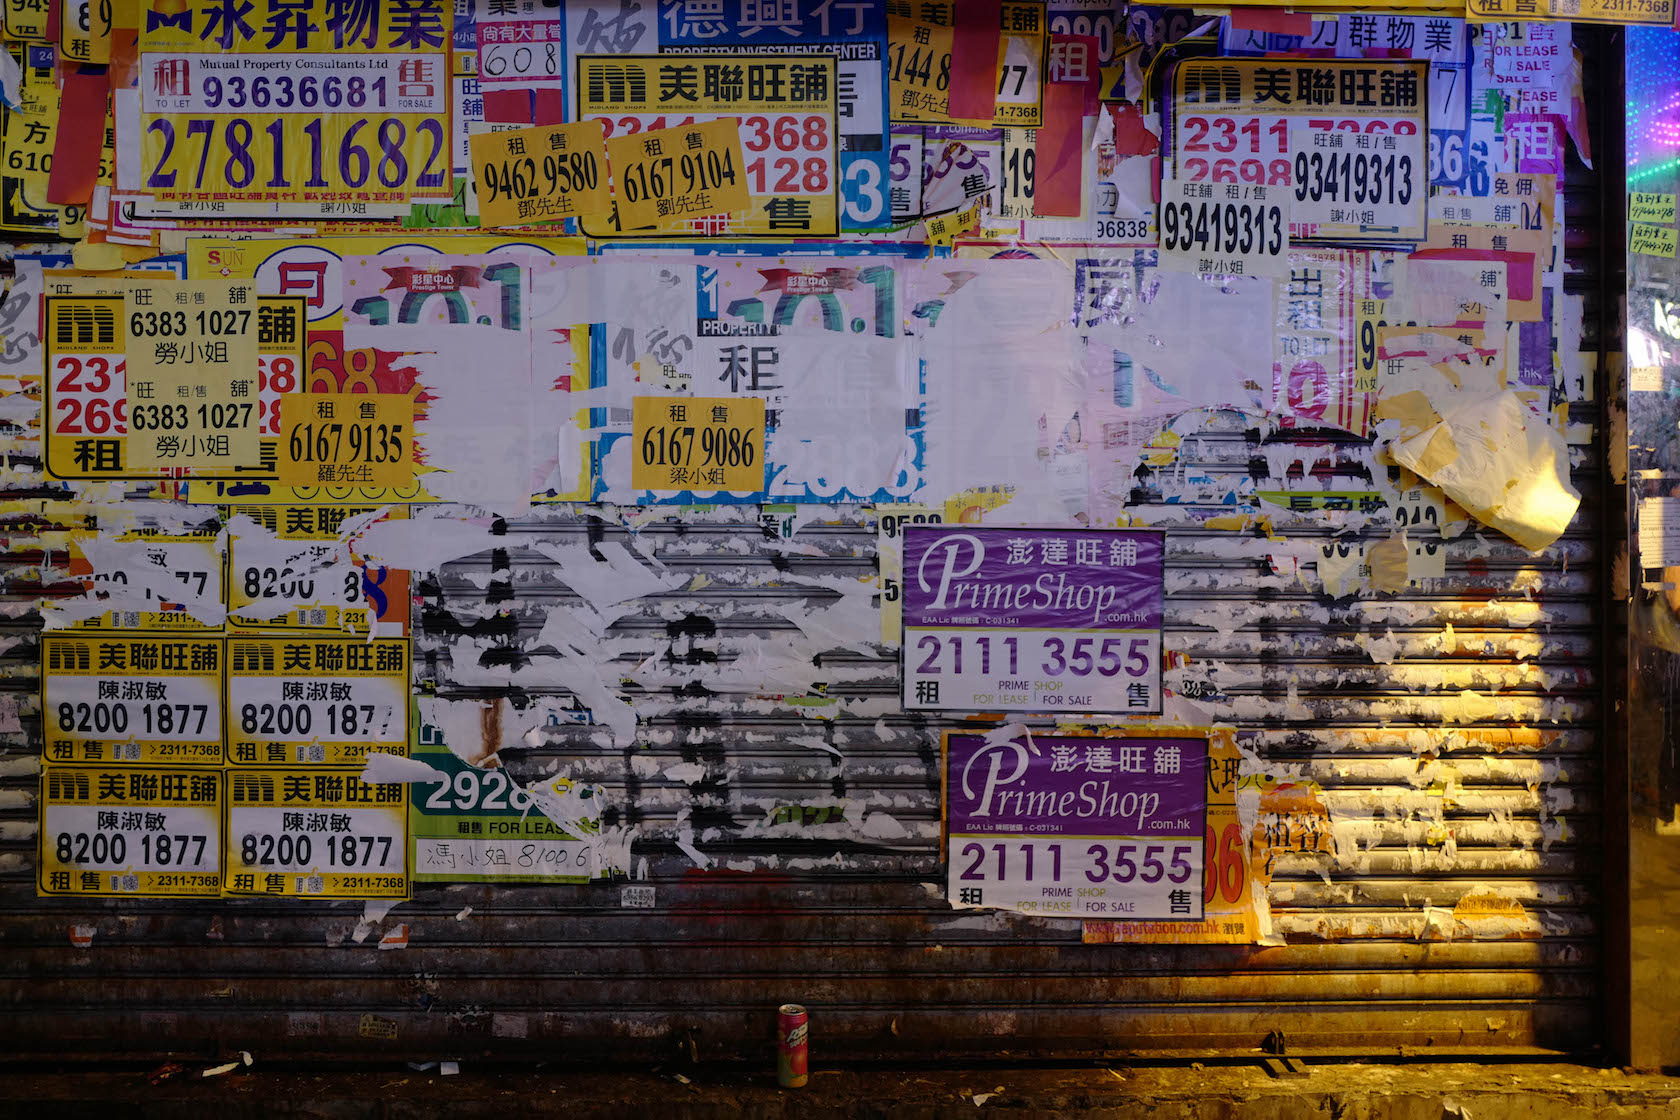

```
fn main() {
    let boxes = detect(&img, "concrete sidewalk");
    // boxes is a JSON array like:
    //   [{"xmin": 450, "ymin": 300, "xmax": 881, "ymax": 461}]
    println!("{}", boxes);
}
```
[{"xmin": 4, "ymin": 1061, "xmax": 1680, "ymax": 1119}]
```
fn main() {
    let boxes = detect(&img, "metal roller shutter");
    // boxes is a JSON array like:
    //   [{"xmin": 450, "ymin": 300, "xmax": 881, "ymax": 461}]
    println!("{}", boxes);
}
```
[{"xmin": 0, "ymin": 24, "xmax": 1617, "ymax": 1067}]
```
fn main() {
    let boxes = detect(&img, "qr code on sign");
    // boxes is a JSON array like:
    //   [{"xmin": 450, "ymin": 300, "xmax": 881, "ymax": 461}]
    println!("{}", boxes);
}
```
[
  {"xmin": 298, "ymin": 875, "xmax": 324, "ymax": 894},
  {"xmin": 119, "ymin": 612, "xmax": 141, "ymax": 628},
  {"xmin": 116, "ymin": 743, "xmax": 140, "ymax": 761},
  {"xmin": 307, "ymin": 609, "xmax": 327, "ymax": 625},
  {"xmin": 297, "ymin": 744, "xmax": 325, "ymax": 763},
  {"xmin": 1555, "ymin": 0, "xmax": 1580, "ymax": 12},
  {"xmin": 112, "ymin": 874, "xmax": 139, "ymax": 892}
]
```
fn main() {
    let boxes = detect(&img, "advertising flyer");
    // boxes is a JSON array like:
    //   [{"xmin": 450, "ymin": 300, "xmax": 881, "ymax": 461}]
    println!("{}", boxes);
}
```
[
  {"xmin": 1157, "ymin": 178, "xmax": 1291, "ymax": 277},
  {"xmin": 630, "ymin": 395, "xmax": 766, "ymax": 493},
  {"xmin": 656, "ymin": 0, "xmax": 891, "ymax": 230},
  {"xmin": 38, "ymin": 766, "xmax": 224, "ymax": 898},
  {"xmin": 63, "ymin": 525, "xmax": 225, "ymax": 633},
  {"xmin": 876, "ymin": 504, "xmax": 945, "ymax": 645},
  {"xmin": 224, "ymin": 505, "xmax": 410, "ymax": 636},
  {"xmin": 224, "ymin": 638, "xmax": 410, "ymax": 766},
  {"xmin": 223, "ymin": 768, "xmax": 409, "ymax": 898},
  {"xmin": 4, "ymin": 0, "xmax": 48, "ymax": 42},
  {"xmin": 275, "ymin": 392, "xmax": 416, "ymax": 490},
  {"xmin": 944, "ymin": 732, "xmax": 1206, "ymax": 920},
  {"xmin": 124, "ymin": 279, "xmax": 262, "ymax": 471},
  {"xmin": 409, "ymin": 719, "xmax": 600, "ymax": 884},
  {"xmin": 1466, "ymin": 0, "xmax": 1675, "ymax": 23},
  {"xmin": 136, "ymin": 0, "xmax": 453, "ymax": 217},
  {"xmin": 1168, "ymin": 58, "xmax": 1430, "ymax": 245},
  {"xmin": 574, "ymin": 53, "xmax": 839, "ymax": 238},
  {"xmin": 42, "ymin": 635, "xmax": 224, "ymax": 767},
  {"xmin": 43, "ymin": 292, "xmax": 307, "ymax": 483},
  {"xmin": 604, "ymin": 118, "xmax": 752, "ymax": 229},
  {"xmin": 888, "ymin": 0, "xmax": 1047, "ymax": 129},
  {"xmin": 1083, "ymin": 729, "xmax": 1266, "ymax": 944},
  {"xmin": 902, "ymin": 527, "xmax": 1164, "ymax": 714},
  {"xmin": 469, "ymin": 120, "xmax": 612, "ymax": 228}
]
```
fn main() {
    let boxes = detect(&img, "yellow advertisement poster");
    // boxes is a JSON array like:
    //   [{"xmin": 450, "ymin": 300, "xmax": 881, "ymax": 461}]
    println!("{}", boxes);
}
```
[
  {"xmin": 41, "ymin": 635, "xmax": 224, "ymax": 767},
  {"xmin": 876, "ymin": 504, "xmax": 943, "ymax": 645},
  {"xmin": 0, "ymin": 49, "xmax": 53, "ymax": 233},
  {"xmin": 925, "ymin": 199, "xmax": 981, "ymax": 247},
  {"xmin": 631, "ymin": 395, "xmax": 765, "ymax": 493},
  {"xmin": 471, "ymin": 120, "xmax": 612, "ymax": 228},
  {"xmin": 1467, "ymin": 0, "xmax": 1674, "ymax": 23},
  {"xmin": 58, "ymin": 0, "xmax": 111, "ymax": 63},
  {"xmin": 1631, "ymin": 192, "xmax": 1677, "ymax": 225},
  {"xmin": 124, "ymin": 278, "xmax": 263, "ymax": 471},
  {"xmin": 576, "ymin": 54, "xmax": 838, "ymax": 239},
  {"xmin": 38, "ymin": 766, "xmax": 223, "ymax": 898},
  {"xmin": 223, "ymin": 768, "xmax": 408, "ymax": 898},
  {"xmin": 224, "ymin": 637, "xmax": 409, "ymax": 766},
  {"xmin": 224, "ymin": 504, "xmax": 410, "ymax": 635},
  {"xmin": 606, "ymin": 119, "xmax": 751, "ymax": 232},
  {"xmin": 276, "ymin": 393, "xmax": 415, "ymax": 490},
  {"xmin": 888, "ymin": 1, "xmax": 1046, "ymax": 128},
  {"xmin": 1082, "ymin": 729, "xmax": 1264, "ymax": 944},
  {"xmin": 137, "ymin": 0, "xmax": 452, "ymax": 214},
  {"xmin": 2, "ymin": 62, "xmax": 56, "ymax": 191},
  {"xmin": 1632, "ymin": 222, "xmax": 1678, "ymax": 258},
  {"xmin": 43, "ymin": 293, "xmax": 306, "ymax": 482},
  {"xmin": 0, "ymin": 175, "xmax": 57, "ymax": 233},
  {"xmin": 887, "ymin": 7, "xmax": 953, "ymax": 124},
  {"xmin": 1356, "ymin": 298, "xmax": 1385, "ymax": 396},
  {"xmin": 64, "ymin": 524, "xmax": 225, "ymax": 633},
  {"xmin": 3, "ymin": 0, "xmax": 49, "ymax": 42}
]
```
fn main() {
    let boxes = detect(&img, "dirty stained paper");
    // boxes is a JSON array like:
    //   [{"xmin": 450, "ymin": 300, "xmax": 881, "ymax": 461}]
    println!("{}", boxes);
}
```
[{"xmin": 1390, "ymin": 391, "xmax": 1580, "ymax": 553}]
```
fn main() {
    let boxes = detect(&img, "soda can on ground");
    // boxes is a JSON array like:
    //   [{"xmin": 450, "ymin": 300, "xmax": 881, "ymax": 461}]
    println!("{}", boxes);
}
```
[{"xmin": 777, "ymin": 1003, "xmax": 809, "ymax": 1089}]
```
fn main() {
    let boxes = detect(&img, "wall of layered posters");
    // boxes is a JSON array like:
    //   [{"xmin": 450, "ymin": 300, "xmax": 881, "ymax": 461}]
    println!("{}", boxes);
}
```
[{"xmin": 0, "ymin": 0, "xmax": 1624, "ymax": 976}]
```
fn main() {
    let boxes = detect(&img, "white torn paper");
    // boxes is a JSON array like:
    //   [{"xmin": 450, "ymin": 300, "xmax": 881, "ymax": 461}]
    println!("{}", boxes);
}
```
[
  {"xmin": 344, "ymin": 511, "xmax": 503, "ymax": 573},
  {"xmin": 46, "ymin": 532, "xmax": 229, "ymax": 629},
  {"xmin": 351, "ymin": 899, "xmax": 401, "ymax": 944},
  {"xmin": 391, "ymin": 329, "xmax": 535, "ymax": 513},
  {"xmin": 529, "ymin": 540, "xmax": 684, "ymax": 609},
  {"xmin": 360, "ymin": 752, "xmax": 446, "ymax": 785},
  {"xmin": 914, "ymin": 260, "xmax": 1086, "ymax": 519}
]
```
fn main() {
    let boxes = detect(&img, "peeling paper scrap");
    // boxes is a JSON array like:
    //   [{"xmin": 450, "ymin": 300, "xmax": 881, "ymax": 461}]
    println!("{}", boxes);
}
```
[
  {"xmin": 360, "ymin": 752, "xmax": 446, "ymax": 785},
  {"xmin": 46, "ymin": 532, "xmax": 230, "ymax": 630},
  {"xmin": 675, "ymin": 827, "xmax": 712, "ymax": 870},
  {"xmin": 1390, "ymin": 390, "xmax": 1580, "ymax": 552},
  {"xmin": 1366, "ymin": 534, "xmax": 1410, "ymax": 594},
  {"xmin": 345, "ymin": 513, "xmax": 504, "ymax": 574},
  {"xmin": 351, "ymin": 899, "xmax": 400, "ymax": 944},
  {"xmin": 0, "ymin": 696, "xmax": 23, "ymax": 734},
  {"xmin": 1317, "ymin": 541, "xmax": 1364, "ymax": 599}
]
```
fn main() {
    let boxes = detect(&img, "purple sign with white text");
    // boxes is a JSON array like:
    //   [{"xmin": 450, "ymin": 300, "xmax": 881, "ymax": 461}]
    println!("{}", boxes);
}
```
[
  {"xmin": 945, "ymin": 733, "xmax": 1207, "ymax": 920},
  {"xmin": 902, "ymin": 527, "xmax": 1164, "ymax": 714}
]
